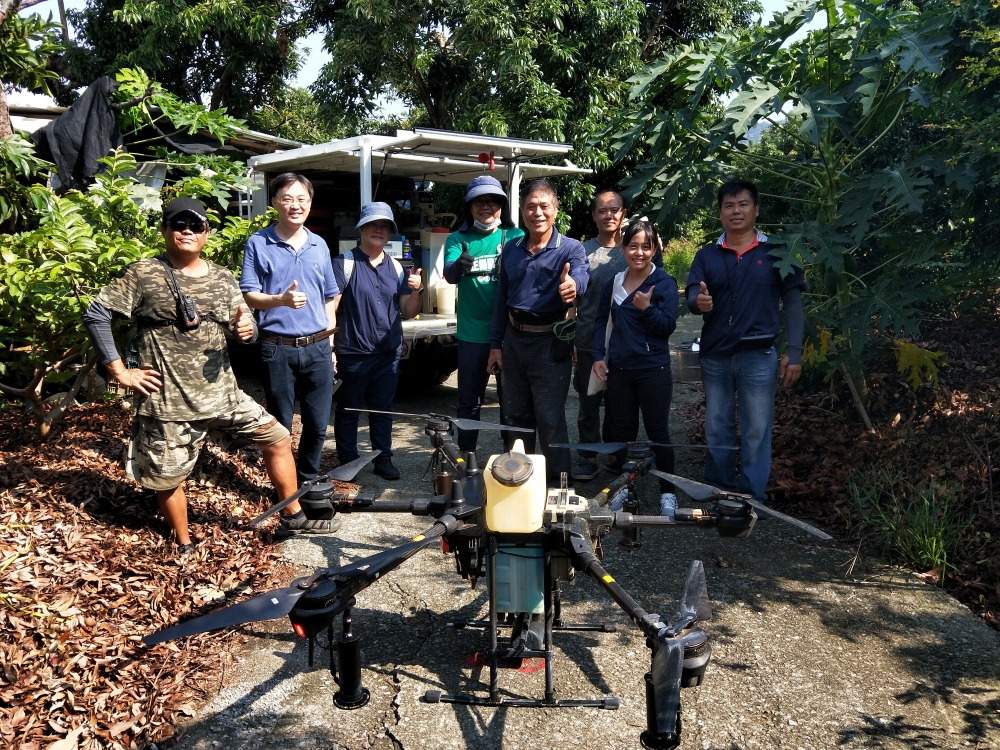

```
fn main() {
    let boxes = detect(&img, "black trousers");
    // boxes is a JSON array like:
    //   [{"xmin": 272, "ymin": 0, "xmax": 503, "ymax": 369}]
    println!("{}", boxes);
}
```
[
  {"xmin": 501, "ymin": 327, "xmax": 572, "ymax": 482},
  {"xmin": 456, "ymin": 340, "xmax": 504, "ymax": 452},
  {"xmin": 606, "ymin": 363, "xmax": 675, "ymax": 493}
]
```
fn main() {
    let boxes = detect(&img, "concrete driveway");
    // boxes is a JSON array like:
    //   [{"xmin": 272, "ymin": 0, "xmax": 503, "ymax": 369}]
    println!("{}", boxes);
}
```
[{"xmin": 175, "ymin": 318, "xmax": 1000, "ymax": 750}]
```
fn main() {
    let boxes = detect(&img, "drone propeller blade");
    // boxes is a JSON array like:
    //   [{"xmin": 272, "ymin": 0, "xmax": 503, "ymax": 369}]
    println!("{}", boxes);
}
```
[
  {"xmin": 549, "ymin": 441, "xmax": 628, "ymax": 453},
  {"xmin": 550, "ymin": 441, "xmax": 738, "ymax": 453},
  {"xmin": 249, "ymin": 485, "xmax": 311, "ymax": 527},
  {"xmin": 650, "ymin": 637, "xmax": 685, "ymax": 738},
  {"xmin": 648, "ymin": 471, "xmax": 722, "ymax": 501},
  {"xmin": 679, "ymin": 560, "xmax": 712, "ymax": 624},
  {"xmin": 326, "ymin": 450, "xmax": 381, "ymax": 481},
  {"xmin": 143, "ymin": 583, "xmax": 309, "ymax": 646},
  {"xmin": 742, "ymin": 497, "xmax": 833, "ymax": 540},
  {"xmin": 449, "ymin": 417, "xmax": 532, "ymax": 433},
  {"xmin": 648, "ymin": 442, "xmax": 738, "ymax": 451},
  {"xmin": 344, "ymin": 407, "xmax": 430, "ymax": 420}
]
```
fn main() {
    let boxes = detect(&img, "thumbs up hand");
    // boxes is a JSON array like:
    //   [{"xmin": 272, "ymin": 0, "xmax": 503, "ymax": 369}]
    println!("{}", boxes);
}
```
[
  {"xmin": 696, "ymin": 280, "xmax": 713, "ymax": 313},
  {"xmin": 633, "ymin": 284, "xmax": 654, "ymax": 310},
  {"xmin": 558, "ymin": 262, "xmax": 577, "ymax": 304},
  {"xmin": 280, "ymin": 280, "xmax": 307, "ymax": 309},
  {"xmin": 235, "ymin": 303, "xmax": 255, "ymax": 342},
  {"xmin": 407, "ymin": 268, "xmax": 423, "ymax": 291}
]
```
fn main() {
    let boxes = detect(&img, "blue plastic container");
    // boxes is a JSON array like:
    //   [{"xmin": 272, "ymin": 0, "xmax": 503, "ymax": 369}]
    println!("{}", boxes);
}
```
[{"xmin": 488, "ymin": 543, "xmax": 544, "ymax": 614}]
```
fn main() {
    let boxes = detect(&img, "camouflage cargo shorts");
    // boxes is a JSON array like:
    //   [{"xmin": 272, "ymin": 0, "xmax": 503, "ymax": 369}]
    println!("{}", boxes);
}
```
[{"xmin": 127, "ymin": 392, "xmax": 290, "ymax": 491}]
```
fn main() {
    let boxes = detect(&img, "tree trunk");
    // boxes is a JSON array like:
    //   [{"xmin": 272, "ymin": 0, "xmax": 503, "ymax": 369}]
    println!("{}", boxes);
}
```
[
  {"xmin": 39, "ymin": 357, "xmax": 95, "ymax": 440},
  {"xmin": 0, "ymin": 85, "xmax": 12, "ymax": 139}
]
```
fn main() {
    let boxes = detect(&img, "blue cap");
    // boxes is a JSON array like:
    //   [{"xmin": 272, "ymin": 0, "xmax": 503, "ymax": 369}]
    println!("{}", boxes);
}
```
[
  {"xmin": 459, "ymin": 176, "xmax": 514, "ymax": 232},
  {"xmin": 465, "ymin": 175, "xmax": 508, "ymax": 203},
  {"xmin": 356, "ymin": 201, "xmax": 398, "ymax": 234}
]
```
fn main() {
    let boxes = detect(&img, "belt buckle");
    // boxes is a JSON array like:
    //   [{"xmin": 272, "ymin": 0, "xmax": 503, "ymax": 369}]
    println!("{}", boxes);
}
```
[{"xmin": 294, "ymin": 335, "xmax": 310, "ymax": 347}]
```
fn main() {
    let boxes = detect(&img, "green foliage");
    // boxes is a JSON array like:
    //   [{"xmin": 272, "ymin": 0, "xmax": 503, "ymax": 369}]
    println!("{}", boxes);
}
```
[
  {"xmin": 893, "ymin": 340, "xmax": 946, "ymax": 390},
  {"xmin": 65, "ymin": 0, "xmax": 304, "ymax": 118},
  {"xmin": 113, "ymin": 67, "xmax": 247, "ymax": 145},
  {"xmin": 0, "ymin": 135, "xmax": 51, "ymax": 230},
  {"xmin": 0, "ymin": 142, "xmax": 266, "ymax": 437},
  {"xmin": 613, "ymin": 0, "xmax": 975, "ymax": 380},
  {"xmin": 847, "ymin": 469, "xmax": 970, "ymax": 580},
  {"xmin": 662, "ymin": 236, "xmax": 699, "ymax": 282},
  {"xmin": 249, "ymin": 88, "xmax": 335, "ymax": 145},
  {"xmin": 0, "ymin": 11, "xmax": 63, "ymax": 93}
]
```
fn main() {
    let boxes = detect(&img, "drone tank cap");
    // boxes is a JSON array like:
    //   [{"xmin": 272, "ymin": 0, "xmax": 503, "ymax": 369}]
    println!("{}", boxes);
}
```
[{"xmin": 490, "ymin": 450, "xmax": 534, "ymax": 487}]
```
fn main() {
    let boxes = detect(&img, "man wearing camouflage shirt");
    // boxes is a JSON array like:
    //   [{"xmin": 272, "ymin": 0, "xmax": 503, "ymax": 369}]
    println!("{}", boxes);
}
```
[{"xmin": 83, "ymin": 198, "xmax": 336, "ymax": 558}]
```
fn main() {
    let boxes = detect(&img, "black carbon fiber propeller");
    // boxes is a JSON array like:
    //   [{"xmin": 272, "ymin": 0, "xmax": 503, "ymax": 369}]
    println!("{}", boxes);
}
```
[
  {"xmin": 550, "ymin": 441, "xmax": 738, "ymax": 453},
  {"xmin": 649, "ymin": 471, "xmax": 833, "ymax": 541},
  {"xmin": 250, "ymin": 451, "xmax": 382, "ymax": 527},
  {"xmin": 143, "ymin": 580, "xmax": 313, "ymax": 646},
  {"xmin": 345, "ymin": 407, "xmax": 532, "ymax": 433}
]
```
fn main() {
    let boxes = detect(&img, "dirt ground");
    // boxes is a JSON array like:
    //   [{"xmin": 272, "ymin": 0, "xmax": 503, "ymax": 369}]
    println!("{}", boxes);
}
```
[{"xmin": 170, "ymin": 315, "xmax": 1000, "ymax": 750}]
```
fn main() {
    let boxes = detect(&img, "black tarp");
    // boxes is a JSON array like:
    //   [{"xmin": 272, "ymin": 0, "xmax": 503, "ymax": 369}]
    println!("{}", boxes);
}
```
[{"xmin": 32, "ymin": 76, "xmax": 122, "ymax": 192}]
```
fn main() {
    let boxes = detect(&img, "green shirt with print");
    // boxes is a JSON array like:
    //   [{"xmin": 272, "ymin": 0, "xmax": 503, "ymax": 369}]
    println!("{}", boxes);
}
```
[{"xmin": 444, "ymin": 226, "xmax": 524, "ymax": 344}]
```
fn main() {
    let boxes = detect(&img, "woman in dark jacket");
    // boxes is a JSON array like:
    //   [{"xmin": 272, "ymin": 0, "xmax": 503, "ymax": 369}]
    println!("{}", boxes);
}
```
[{"xmin": 591, "ymin": 220, "xmax": 679, "ymax": 517}]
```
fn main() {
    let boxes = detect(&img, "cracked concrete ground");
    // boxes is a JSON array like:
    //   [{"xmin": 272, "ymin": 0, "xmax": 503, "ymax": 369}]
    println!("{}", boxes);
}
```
[{"xmin": 174, "ymin": 316, "xmax": 1000, "ymax": 750}]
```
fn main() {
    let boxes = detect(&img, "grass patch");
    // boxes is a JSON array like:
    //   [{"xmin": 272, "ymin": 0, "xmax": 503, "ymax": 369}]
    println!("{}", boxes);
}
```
[{"xmin": 847, "ymin": 469, "xmax": 971, "ymax": 582}]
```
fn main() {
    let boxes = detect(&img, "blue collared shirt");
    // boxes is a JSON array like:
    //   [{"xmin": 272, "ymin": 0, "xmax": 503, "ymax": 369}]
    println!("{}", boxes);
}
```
[
  {"xmin": 240, "ymin": 225, "xmax": 339, "ymax": 337},
  {"xmin": 331, "ymin": 248, "xmax": 414, "ymax": 357},
  {"xmin": 488, "ymin": 230, "xmax": 589, "ymax": 348}
]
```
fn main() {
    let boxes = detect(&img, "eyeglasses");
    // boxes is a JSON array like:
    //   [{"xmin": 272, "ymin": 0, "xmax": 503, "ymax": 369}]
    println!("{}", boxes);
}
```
[
  {"xmin": 596, "ymin": 206, "xmax": 624, "ymax": 216},
  {"xmin": 277, "ymin": 197, "xmax": 312, "ymax": 207},
  {"xmin": 472, "ymin": 197, "xmax": 502, "ymax": 207},
  {"xmin": 169, "ymin": 218, "xmax": 208, "ymax": 233}
]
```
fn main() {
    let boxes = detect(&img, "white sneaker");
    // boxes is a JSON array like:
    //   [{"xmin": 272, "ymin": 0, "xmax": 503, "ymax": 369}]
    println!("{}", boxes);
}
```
[{"xmin": 660, "ymin": 492, "xmax": 677, "ymax": 520}]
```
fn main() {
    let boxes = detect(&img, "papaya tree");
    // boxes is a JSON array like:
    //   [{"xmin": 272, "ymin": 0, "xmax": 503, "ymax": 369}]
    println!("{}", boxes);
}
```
[{"xmin": 613, "ymin": 0, "xmax": 970, "ymax": 411}]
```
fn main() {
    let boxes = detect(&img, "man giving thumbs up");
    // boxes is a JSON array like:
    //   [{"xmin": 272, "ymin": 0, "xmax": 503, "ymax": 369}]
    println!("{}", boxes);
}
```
[
  {"xmin": 241, "ymin": 173, "xmax": 341, "ymax": 500},
  {"xmin": 487, "ymin": 179, "xmax": 589, "ymax": 484}
]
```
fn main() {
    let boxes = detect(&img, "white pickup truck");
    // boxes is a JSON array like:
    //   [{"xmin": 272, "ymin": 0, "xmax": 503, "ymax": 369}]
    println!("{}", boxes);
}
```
[{"xmin": 246, "ymin": 128, "xmax": 590, "ymax": 390}]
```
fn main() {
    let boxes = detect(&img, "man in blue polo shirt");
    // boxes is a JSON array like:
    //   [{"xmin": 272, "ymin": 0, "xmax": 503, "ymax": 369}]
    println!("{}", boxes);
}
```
[
  {"xmin": 332, "ymin": 202, "xmax": 423, "ymax": 480},
  {"xmin": 487, "ymin": 179, "xmax": 589, "ymax": 483},
  {"xmin": 686, "ymin": 178, "xmax": 806, "ymax": 502},
  {"xmin": 241, "ymin": 173, "xmax": 339, "ymax": 490}
]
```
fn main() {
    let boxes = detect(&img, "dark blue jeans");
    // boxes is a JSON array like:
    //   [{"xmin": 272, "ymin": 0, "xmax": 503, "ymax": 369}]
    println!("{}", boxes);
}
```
[
  {"xmin": 259, "ymin": 337, "xmax": 333, "ymax": 485},
  {"xmin": 334, "ymin": 352, "xmax": 399, "ymax": 463},
  {"xmin": 700, "ymin": 348, "xmax": 778, "ymax": 501},
  {"xmin": 456, "ymin": 340, "xmax": 504, "ymax": 452}
]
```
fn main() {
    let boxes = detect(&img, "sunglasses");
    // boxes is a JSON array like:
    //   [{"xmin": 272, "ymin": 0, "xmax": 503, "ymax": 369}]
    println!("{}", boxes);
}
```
[{"xmin": 169, "ymin": 218, "xmax": 208, "ymax": 234}]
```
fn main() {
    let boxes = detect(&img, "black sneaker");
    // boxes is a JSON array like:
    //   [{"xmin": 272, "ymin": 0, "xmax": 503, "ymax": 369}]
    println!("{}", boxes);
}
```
[
  {"xmin": 373, "ymin": 457, "xmax": 401, "ymax": 480},
  {"xmin": 177, "ymin": 542, "xmax": 197, "ymax": 560},
  {"xmin": 572, "ymin": 461, "xmax": 600, "ymax": 481},
  {"xmin": 276, "ymin": 515, "xmax": 342, "ymax": 539}
]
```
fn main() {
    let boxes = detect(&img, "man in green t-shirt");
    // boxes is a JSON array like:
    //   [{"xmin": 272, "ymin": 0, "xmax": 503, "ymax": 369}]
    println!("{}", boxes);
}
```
[{"xmin": 443, "ymin": 176, "xmax": 524, "ymax": 456}]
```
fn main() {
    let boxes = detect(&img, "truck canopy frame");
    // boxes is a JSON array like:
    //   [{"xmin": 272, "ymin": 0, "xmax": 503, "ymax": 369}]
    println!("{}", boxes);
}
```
[{"xmin": 247, "ymin": 127, "xmax": 593, "ymax": 217}]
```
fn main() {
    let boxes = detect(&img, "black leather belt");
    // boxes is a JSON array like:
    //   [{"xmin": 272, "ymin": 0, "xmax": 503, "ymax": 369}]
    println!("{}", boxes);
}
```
[
  {"xmin": 508, "ymin": 313, "xmax": 554, "ymax": 333},
  {"xmin": 261, "ymin": 328, "xmax": 337, "ymax": 347}
]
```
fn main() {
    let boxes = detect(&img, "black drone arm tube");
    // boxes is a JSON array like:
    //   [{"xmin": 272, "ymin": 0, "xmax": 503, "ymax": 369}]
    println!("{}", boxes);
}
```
[
  {"xmin": 567, "ymin": 527, "xmax": 661, "ymax": 639},
  {"xmin": 588, "ymin": 473, "xmax": 629, "ymax": 508}
]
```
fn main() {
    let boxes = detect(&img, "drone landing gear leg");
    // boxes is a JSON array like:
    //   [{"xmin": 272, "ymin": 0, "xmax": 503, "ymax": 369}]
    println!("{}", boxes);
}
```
[
  {"xmin": 333, "ymin": 604, "xmax": 370, "ymax": 710},
  {"xmin": 641, "ymin": 672, "xmax": 680, "ymax": 750},
  {"xmin": 543, "ymin": 552, "xmax": 555, "ymax": 703}
]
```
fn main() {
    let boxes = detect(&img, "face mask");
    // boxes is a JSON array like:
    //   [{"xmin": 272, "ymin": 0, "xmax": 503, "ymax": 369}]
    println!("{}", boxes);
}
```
[{"xmin": 474, "ymin": 218, "xmax": 502, "ymax": 232}]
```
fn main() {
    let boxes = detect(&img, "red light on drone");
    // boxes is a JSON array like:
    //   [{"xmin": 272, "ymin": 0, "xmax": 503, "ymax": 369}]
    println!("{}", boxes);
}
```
[
  {"xmin": 293, "ymin": 623, "xmax": 307, "ymax": 638},
  {"xmin": 441, "ymin": 537, "xmax": 451, "ymax": 554}
]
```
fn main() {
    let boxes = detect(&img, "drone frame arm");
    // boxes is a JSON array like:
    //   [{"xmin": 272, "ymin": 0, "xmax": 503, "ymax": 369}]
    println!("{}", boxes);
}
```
[{"xmin": 566, "ymin": 522, "xmax": 664, "ymax": 639}]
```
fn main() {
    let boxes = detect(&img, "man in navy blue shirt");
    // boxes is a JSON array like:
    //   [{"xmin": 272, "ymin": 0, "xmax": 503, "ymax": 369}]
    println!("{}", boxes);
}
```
[
  {"xmin": 242, "ymin": 173, "xmax": 340, "ymax": 496},
  {"xmin": 686, "ymin": 179, "xmax": 806, "ymax": 502},
  {"xmin": 332, "ymin": 202, "xmax": 423, "ymax": 480},
  {"xmin": 487, "ymin": 179, "xmax": 589, "ymax": 483}
]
